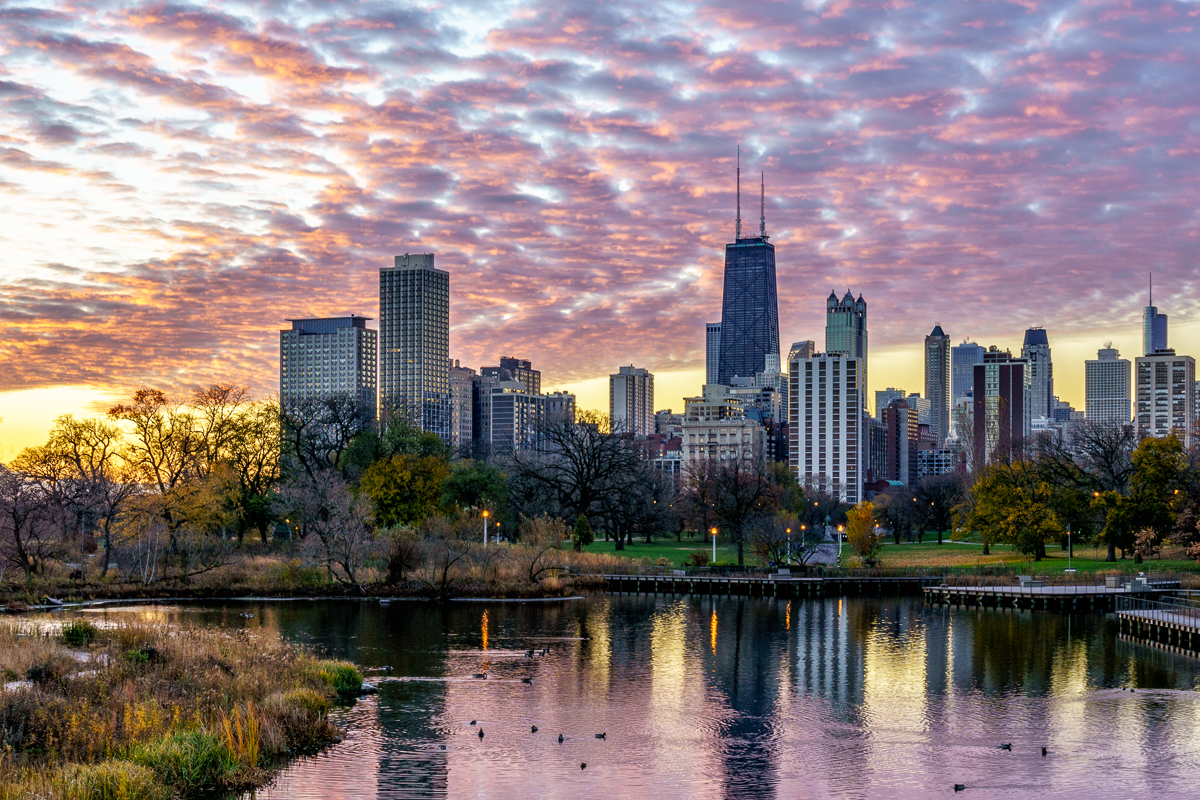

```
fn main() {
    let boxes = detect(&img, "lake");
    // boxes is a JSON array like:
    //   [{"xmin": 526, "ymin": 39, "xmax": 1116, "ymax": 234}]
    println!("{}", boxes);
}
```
[{"xmin": 82, "ymin": 593, "xmax": 1200, "ymax": 799}]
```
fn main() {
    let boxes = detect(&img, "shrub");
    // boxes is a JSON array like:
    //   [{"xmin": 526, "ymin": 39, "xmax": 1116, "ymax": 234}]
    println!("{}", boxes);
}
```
[
  {"xmin": 54, "ymin": 761, "xmax": 169, "ymax": 800},
  {"xmin": 654, "ymin": 557, "xmax": 672, "ymax": 567},
  {"xmin": 61, "ymin": 620, "xmax": 98, "ymax": 647},
  {"xmin": 306, "ymin": 660, "xmax": 362, "ymax": 695},
  {"xmin": 572, "ymin": 515, "xmax": 594, "ymax": 551},
  {"xmin": 684, "ymin": 550, "xmax": 710, "ymax": 567},
  {"xmin": 129, "ymin": 730, "xmax": 238, "ymax": 790}
]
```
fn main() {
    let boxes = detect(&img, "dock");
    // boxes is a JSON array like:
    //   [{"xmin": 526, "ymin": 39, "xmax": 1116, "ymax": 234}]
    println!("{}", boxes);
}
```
[
  {"xmin": 924, "ymin": 578, "xmax": 1181, "ymax": 612},
  {"xmin": 1116, "ymin": 596, "xmax": 1200, "ymax": 655},
  {"xmin": 601, "ymin": 573, "xmax": 937, "ymax": 599}
]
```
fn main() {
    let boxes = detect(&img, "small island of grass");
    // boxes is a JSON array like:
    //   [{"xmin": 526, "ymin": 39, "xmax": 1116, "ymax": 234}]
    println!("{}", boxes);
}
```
[{"xmin": 0, "ymin": 617, "xmax": 362, "ymax": 800}]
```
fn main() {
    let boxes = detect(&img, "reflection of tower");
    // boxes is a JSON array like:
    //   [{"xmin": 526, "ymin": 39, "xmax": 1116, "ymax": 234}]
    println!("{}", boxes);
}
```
[
  {"xmin": 717, "ymin": 155, "xmax": 780, "ymax": 385},
  {"xmin": 825, "ymin": 291, "xmax": 868, "ymax": 403}
]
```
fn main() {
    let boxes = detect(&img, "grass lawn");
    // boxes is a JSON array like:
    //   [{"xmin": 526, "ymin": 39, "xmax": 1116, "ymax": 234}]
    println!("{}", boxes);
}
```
[{"xmin": 578, "ymin": 536, "xmax": 746, "ymax": 566}]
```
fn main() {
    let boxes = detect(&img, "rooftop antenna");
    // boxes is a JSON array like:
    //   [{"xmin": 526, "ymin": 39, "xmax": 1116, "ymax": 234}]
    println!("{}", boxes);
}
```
[
  {"xmin": 735, "ymin": 145, "xmax": 742, "ymax": 240},
  {"xmin": 759, "ymin": 171, "xmax": 766, "ymax": 238},
  {"xmin": 1149, "ymin": 272, "xmax": 1153, "ymax": 307}
]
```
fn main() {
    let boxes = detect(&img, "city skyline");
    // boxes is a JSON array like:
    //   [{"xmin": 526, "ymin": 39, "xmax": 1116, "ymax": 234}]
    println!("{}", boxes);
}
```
[{"xmin": 3, "ymin": 0, "xmax": 1200, "ymax": 455}]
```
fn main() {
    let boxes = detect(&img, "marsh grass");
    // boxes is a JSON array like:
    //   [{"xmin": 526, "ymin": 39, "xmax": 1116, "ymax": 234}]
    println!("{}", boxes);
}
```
[{"xmin": 0, "ymin": 618, "xmax": 358, "ymax": 800}]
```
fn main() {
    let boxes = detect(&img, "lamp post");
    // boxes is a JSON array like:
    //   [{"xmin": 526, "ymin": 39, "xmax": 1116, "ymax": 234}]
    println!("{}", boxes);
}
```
[
  {"xmin": 482, "ymin": 510, "xmax": 489, "ymax": 547},
  {"xmin": 710, "ymin": 527, "xmax": 718, "ymax": 564},
  {"xmin": 786, "ymin": 528, "xmax": 792, "ymax": 564}
]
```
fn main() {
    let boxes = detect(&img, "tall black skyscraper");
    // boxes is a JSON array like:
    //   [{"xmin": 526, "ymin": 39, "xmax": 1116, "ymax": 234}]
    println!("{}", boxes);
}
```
[{"xmin": 716, "ymin": 155, "xmax": 779, "ymax": 385}]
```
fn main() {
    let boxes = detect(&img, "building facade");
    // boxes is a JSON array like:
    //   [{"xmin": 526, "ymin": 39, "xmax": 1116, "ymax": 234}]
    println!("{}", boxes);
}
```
[
  {"xmin": 951, "ymin": 339, "xmax": 987, "ymax": 407},
  {"xmin": 481, "ymin": 357, "xmax": 540, "ymax": 395},
  {"xmin": 474, "ymin": 381, "xmax": 547, "ymax": 451},
  {"xmin": 706, "ymin": 322, "xmax": 722, "ymax": 386},
  {"xmin": 825, "ymin": 291, "xmax": 868, "ymax": 398},
  {"xmin": 610, "ymin": 365, "xmax": 654, "ymax": 436},
  {"xmin": 883, "ymin": 398, "xmax": 919, "ymax": 486},
  {"xmin": 789, "ymin": 351, "xmax": 865, "ymax": 504},
  {"xmin": 1021, "ymin": 327, "xmax": 1054, "ymax": 420},
  {"xmin": 380, "ymin": 253, "xmax": 451, "ymax": 441},
  {"xmin": 1135, "ymin": 350, "xmax": 1195, "ymax": 447},
  {"xmin": 717, "ymin": 237, "xmax": 779, "ymax": 384},
  {"xmin": 1085, "ymin": 347, "xmax": 1131, "ymax": 425},
  {"xmin": 448, "ymin": 360, "xmax": 475, "ymax": 450},
  {"xmin": 924, "ymin": 325, "xmax": 951, "ymax": 447},
  {"xmin": 875, "ymin": 388, "xmax": 906, "ymax": 421},
  {"xmin": 680, "ymin": 417, "xmax": 766, "ymax": 464},
  {"xmin": 279, "ymin": 315, "xmax": 377, "ymax": 416},
  {"xmin": 972, "ymin": 347, "xmax": 1030, "ymax": 469}
]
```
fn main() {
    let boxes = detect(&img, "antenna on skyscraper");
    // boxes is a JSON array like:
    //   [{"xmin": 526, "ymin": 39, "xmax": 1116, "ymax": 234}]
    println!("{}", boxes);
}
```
[
  {"xmin": 736, "ymin": 145, "xmax": 742, "ymax": 240},
  {"xmin": 1149, "ymin": 272, "xmax": 1153, "ymax": 306},
  {"xmin": 760, "ymin": 172, "xmax": 766, "ymax": 238}
]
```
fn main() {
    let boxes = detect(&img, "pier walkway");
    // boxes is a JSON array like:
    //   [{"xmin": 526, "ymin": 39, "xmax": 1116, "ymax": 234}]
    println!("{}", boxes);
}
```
[
  {"xmin": 923, "ymin": 578, "xmax": 1181, "ymax": 612},
  {"xmin": 1116, "ymin": 596, "xmax": 1200, "ymax": 655},
  {"xmin": 601, "ymin": 572, "xmax": 937, "ymax": 599}
]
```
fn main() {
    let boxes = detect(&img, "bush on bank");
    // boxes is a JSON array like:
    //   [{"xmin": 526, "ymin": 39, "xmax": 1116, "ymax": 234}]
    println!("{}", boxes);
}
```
[{"xmin": 0, "ymin": 619, "xmax": 361, "ymax": 800}]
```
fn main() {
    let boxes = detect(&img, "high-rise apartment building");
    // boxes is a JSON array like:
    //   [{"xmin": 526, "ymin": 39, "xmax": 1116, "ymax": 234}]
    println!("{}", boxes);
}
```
[
  {"xmin": 475, "ymin": 381, "xmax": 547, "ymax": 451},
  {"xmin": 706, "ymin": 323, "xmax": 722, "ymax": 385},
  {"xmin": 481, "ymin": 357, "xmax": 540, "ymax": 395},
  {"xmin": 716, "ymin": 167, "xmax": 779, "ymax": 384},
  {"xmin": 825, "ymin": 291, "xmax": 868, "ymax": 398},
  {"xmin": 1135, "ymin": 349, "xmax": 1195, "ymax": 447},
  {"xmin": 1143, "ymin": 306, "xmax": 1168, "ymax": 356},
  {"xmin": 610, "ymin": 365, "xmax": 654, "ymax": 436},
  {"xmin": 972, "ymin": 347, "xmax": 1030, "ymax": 469},
  {"xmin": 1021, "ymin": 327, "xmax": 1054, "ymax": 420},
  {"xmin": 883, "ymin": 398, "xmax": 919, "ymax": 486},
  {"xmin": 905, "ymin": 392, "xmax": 933, "ymax": 426},
  {"xmin": 449, "ymin": 360, "xmax": 475, "ymax": 450},
  {"xmin": 788, "ymin": 351, "xmax": 864, "ymax": 504},
  {"xmin": 545, "ymin": 391, "xmax": 577, "ymax": 424},
  {"xmin": 925, "ymin": 325, "xmax": 951, "ymax": 447},
  {"xmin": 1085, "ymin": 347, "xmax": 1131, "ymax": 425},
  {"xmin": 380, "ymin": 253, "xmax": 451, "ymax": 441},
  {"xmin": 951, "ymin": 339, "xmax": 987, "ymax": 405},
  {"xmin": 279, "ymin": 315, "xmax": 377, "ymax": 416}
]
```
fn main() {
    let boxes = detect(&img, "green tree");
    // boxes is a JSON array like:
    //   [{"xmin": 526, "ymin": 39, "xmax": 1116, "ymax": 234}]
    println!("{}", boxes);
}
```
[
  {"xmin": 572, "ymin": 514, "xmax": 594, "ymax": 552},
  {"xmin": 441, "ymin": 460, "xmax": 507, "ymax": 512},
  {"xmin": 963, "ymin": 461, "xmax": 1064, "ymax": 560},
  {"xmin": 360, "ymin": 454, "xmax": 451, "ymax": 528}
]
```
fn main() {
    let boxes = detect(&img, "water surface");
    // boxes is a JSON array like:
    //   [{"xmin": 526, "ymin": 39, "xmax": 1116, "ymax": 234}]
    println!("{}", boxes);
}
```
[{"xmin": 84, "ymin": 594, "xmax": 1200, "ymax": 799}]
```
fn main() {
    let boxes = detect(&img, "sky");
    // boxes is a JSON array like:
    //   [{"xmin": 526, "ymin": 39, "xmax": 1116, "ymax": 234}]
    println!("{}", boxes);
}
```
[{"xmin": 2, "ymin": 0, "xmax": 1199, "ymax": 458}]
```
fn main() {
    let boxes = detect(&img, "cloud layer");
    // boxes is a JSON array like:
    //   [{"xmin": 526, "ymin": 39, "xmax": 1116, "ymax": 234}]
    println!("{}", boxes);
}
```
[{"xmin": 2, "ymin": 0, "xmax": 1199, "ymax": 399}]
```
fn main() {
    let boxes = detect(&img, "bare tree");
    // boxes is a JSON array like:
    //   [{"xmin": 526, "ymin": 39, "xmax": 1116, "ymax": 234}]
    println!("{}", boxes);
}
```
[
  {"xmin": 0, "ymin": 466, "xmax": 64, "ymax": 579},
  {"xmin": 683, "ymin": 455, "xmax": 782, "ymax": 566},
  {"xmin": 276, "ymin": 469, "xmax": 375, "ymax": 591},
  {"xmin": 915, "ymin": 473, "xmax": 965, "ymax": 545},
  {"xmin": 519, "ymin": 516, "xmax": 568, "ymax": 583},
  {"xmin": 280, "ymin": 393, "xmax": 374, "ymax": 478}
]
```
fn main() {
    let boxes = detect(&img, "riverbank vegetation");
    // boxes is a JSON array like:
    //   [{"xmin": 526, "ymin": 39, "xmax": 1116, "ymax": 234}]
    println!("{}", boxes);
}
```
[
  {"xmin": 5, "ymin": 383, "xmax": 1200, "ymax": 602},
  {"xmin": 0, "ymin": 617, "xmax": 359, "ymax": 800}
]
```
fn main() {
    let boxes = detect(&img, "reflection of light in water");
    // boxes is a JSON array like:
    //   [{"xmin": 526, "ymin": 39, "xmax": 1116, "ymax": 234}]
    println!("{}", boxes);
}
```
[
  {"xmin": 786, "ymin": 601, "xmax": 791, "ymax": 631},
  {"xmin": 650, "ymin": 601, "xmax": 687, "ymax": 709},
  {"xmin": 481, "ymin": 610, "xmax": 488, "ymax": 651},
  {"xmin": 710, "ymin": 609, "xmax": 718, "ymax": 655},
  {"xmin": 584, "ymin": 598, "xmax": 612, "ymax": 690}
]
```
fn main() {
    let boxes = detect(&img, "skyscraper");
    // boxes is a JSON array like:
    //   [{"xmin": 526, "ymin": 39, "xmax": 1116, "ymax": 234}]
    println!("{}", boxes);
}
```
[
  {"xmin": 716, "ymin": 163, "xmax": 779, "ymax": 385},
  {"xmin": 1143, "ymin": 276, "xmax": 1168, "ymax": 355},
  {"xmin": 1021, "ymin": 327, "xmax": 1054, "ymax": 420},
  {"xmin": 924, "ymin": 325, "xmax": 951, "ymax": 447},
  {"xmin": 449, "ymin": 360, "xmax": 475, "ymax": 451},
  {"xmin": 1135, "ymin": 349, "xmax": 1195, "ymax": 447},
  {"xmin": 951, "ymin": 339, "xmax": 987, "ymax": 407},
  {"xmin": 380, "ymin": 253, "xmax": 451, "ymax": 441},
  {"xmin": 883, "ymin": 398, "xmax": 919, "ymax": 486},
  {"xmin": 875, "ymin": 388, "xmax": 906, "ymax": 421},
  {"xmin": 279, "ymin": 315, "xmax": 377, "ymax": 416},
  {"xmin": 706, "ymin": 322, "xmax": 722, "ymax": 385},
  {"xmin": 1085, "ymin": 346, "xmax": 1131, "ymax": 425},
  {"xmin": 786, "ymin": 340, "xmax": 815, "ymax": 365},
  {"xmin": 825, "ymin": 290, "xmax": 867, "ymax": 399},
  {"xmin": 972, "ymin": 347, "xmax": 1030, "ymax": 469},
  {"xmin": 788, "ymin": 351, "xmax": 864, "ymax": 504},
  {"xmin": 610, "ymin": 365, "xmax": 654, "ymax": 436}
]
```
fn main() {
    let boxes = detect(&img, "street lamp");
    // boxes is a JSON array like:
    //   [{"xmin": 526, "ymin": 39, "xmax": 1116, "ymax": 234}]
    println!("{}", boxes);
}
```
[
  {"xmin": 482, "ymin": 510, "xmax": 489, "ymax": 547},
  {"xmin": 786, "ymin": 528, "xmax": 792, "ymax": 564},
  {"xmin": 710, "ymin": 527, "xmax": 718, "ymax": 564}
]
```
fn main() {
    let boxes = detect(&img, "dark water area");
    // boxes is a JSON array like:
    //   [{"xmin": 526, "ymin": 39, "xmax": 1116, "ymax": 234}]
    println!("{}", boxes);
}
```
[{"xmin": 84, "ymin": 594, "xmax": 1200, "ymax": 799}]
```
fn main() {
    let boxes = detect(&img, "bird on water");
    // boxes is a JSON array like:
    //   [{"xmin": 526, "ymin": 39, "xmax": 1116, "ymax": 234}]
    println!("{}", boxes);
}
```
[
  {"xmin": 478, "ymin": 728, "xmax": 485, "ymax": 739},
  {"xmin": 469, "ymin": 720, "xmax": 476, "ymax": 725},
  {"xmin": 558, "ymin": 734, "xmax": 564, "ymax": 743},
  {"xmin": 580, "ymin": 763, "xmax": 587, "ymax": 770},
  {"xmin": 954, "ymin": 784, "xmax": 965, "ymax": 792},
  {"xmin": 595, "ymin": 733, "xmax": 606, "ymax": 739},
  {"xmin": 473, "ymin": 673, "xmax": 487, "ymax": 679},
  {"xmin": 998, "ymin": 743, "xmax": 1012, "ymax": 750},
  {"xmin": 1042, "ymin": 747, "xmax": 1048, "ymax": 756},
  {"xmin": 531, "ymin": 725, "xmax": 538, "ymax": 733},
  {"xmin": 521, "ymin": 677, "xmax": 533, "ymax": 684}
]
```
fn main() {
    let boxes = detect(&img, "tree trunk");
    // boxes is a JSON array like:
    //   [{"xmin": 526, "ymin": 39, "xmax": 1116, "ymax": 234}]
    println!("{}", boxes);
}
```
[
  {"xmin": 893, "ymin": 527, "xmax": 901, "ymax": 545},
  {"xmin": 614, "ymin": 525, "xmax": 624, "ymax": 551},
  {"xmin": 1134, "ymin": 552, "xmax": 1143, "ymax": 564},
  {"xmin": 982, "ymin": 542, "xmax": 990, "ymax": 555},
  {"xmin": 1106, "ymin": 540, "xmax": 1115, "ymax": 561},
  {"xmin": 937, "ymin": 528, "xmax": 943, "ymax": 545},
  {"xmin": 737, "ymin": 539, "xmax": 744, "ymax": 566}
]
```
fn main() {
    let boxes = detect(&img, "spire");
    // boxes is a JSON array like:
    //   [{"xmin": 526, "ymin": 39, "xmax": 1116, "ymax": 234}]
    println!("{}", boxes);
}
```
[
  {"xmin": 759, "ymin": 171, "xmax": 766, "ymax": 238},
  {"xmin": 735, "ymin": 145, "xmax": 742, "ymax": 240}
]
